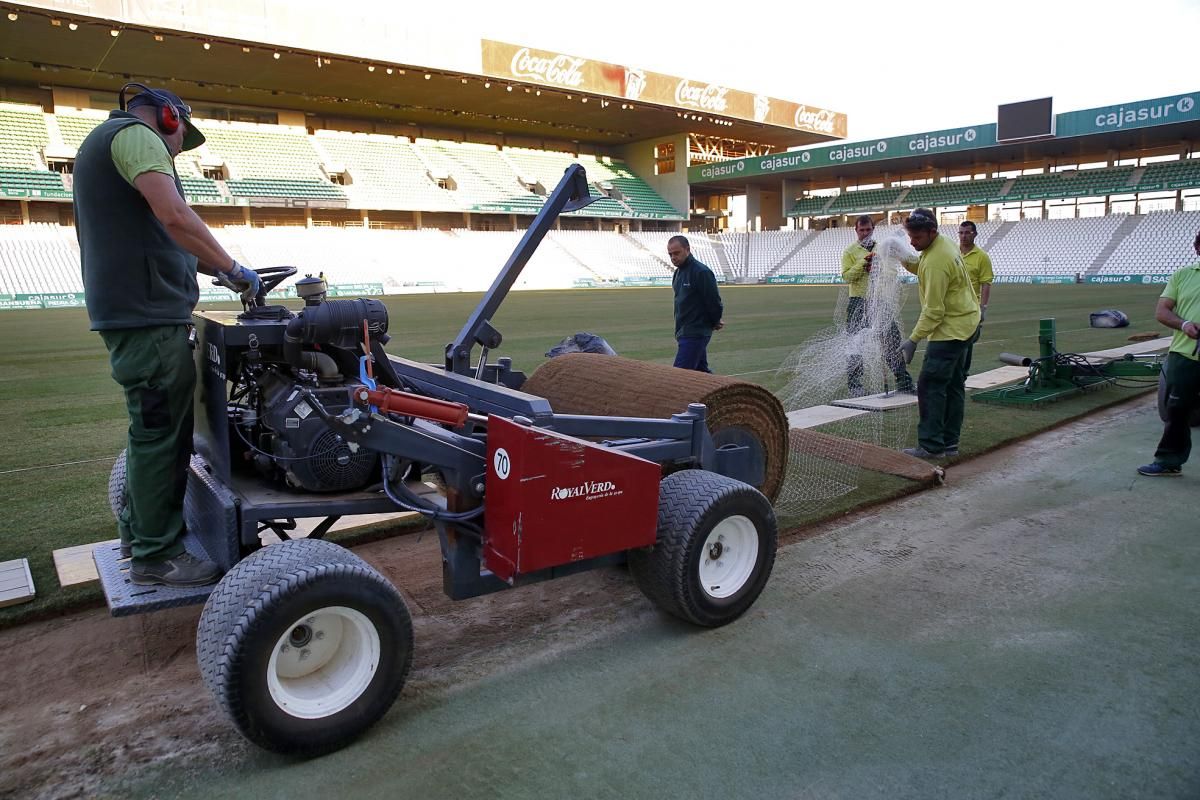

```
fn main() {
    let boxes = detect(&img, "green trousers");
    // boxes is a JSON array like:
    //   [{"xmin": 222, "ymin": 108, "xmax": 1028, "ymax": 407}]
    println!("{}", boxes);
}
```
[
  {"xmin": 962, "ymin": 323, "xmax": 983, "ymax": 375},
  {"xmin": 917, "ymin": 338, "xmax": 970, "ymax": 453},
  {"xmin": 1154, "ymin": 352, "xmax": 1200, "ymax": 467},
  {"xmin": 99, "ymin": 326, "xmax": 195, "ymax": 562}
]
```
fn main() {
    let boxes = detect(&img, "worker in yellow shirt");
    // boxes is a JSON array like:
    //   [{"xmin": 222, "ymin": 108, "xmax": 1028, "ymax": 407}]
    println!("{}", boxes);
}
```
[
  {"xmin": 897, "ymin": 208, "xmax": 980, "ymax": 459},
  {"xmin": 840, "ymin": 215, "xmax": 913, "ymax": 396},
  {"xmin": 1138, "ymin": 230, "xmax": 1200, "ymax": 476},
  {"xmin": 959, "ymin": 220, "xmax": 994, "ymax": 374}
]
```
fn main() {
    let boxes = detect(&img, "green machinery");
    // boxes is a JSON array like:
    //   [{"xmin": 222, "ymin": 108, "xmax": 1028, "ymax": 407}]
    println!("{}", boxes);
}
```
[{"xmin": 972, "ymin": 318, "xmax": 1163, "ymax": 407}]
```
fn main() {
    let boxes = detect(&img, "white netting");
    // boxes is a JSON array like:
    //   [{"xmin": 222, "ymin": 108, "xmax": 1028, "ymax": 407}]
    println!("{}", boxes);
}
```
[{"xmin": 774, "ymin": 228, "xmax": 918, "ymax": 515}]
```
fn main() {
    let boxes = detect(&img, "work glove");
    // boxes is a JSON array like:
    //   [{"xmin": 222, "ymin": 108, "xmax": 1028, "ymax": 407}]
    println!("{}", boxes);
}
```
[
  {"xmin": 220, "ymin": 261, "xmax": 261, "ymax": 303},
  {"xmin": 979, "ymin": 304, "xmax": 988, "ymax": 322},
  {"xmin": 900, "ymin": 339, "xmax": 917, "ymax": 365}
]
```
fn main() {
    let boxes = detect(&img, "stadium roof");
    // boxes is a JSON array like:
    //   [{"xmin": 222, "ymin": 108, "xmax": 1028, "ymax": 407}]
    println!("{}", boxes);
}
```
[
  {"xmin": 0, "ymin": 2, "xmax": 842, "ymax": 149},
  {"xmin": 689, "ymin": 92, "xmax": 1200, "ymax": 191}
]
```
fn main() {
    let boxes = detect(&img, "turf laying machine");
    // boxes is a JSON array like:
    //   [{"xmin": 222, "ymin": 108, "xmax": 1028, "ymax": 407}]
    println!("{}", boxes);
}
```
[{"xmin": 96, "ymin": 165, "xmax": 788, "ymax": 755}]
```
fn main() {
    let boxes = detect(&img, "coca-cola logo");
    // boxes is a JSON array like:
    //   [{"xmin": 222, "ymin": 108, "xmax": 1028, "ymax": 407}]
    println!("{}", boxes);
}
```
[
  {"xmin": 509, "ymin": 47, "xmax": 586, "ymax": 88},
  {"xmin": 793, "ymin": 105, "xmax": 837, "ymax": 134},
  {"xmin": 675, "ymin": 79, "xmax": 729, "ymax": 112}
]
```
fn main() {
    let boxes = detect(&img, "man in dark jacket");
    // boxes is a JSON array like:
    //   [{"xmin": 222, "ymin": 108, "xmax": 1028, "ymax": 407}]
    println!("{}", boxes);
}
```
[
  {"xmin": 668, "ymin": 235, "xmax": 724, "ymax": 372},
  {"xmin": 75, "ymin": 84, "xmax": 259, "ymax": 587}
]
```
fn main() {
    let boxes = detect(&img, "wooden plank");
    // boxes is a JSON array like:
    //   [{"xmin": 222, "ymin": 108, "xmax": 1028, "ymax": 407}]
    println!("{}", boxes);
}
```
[
  {"xmin": 787, "ymin": 405, "xmax": 870, "ymax": 430},
  {"xmin": 53, "ymin": 541, "xmax": 109, "ymax": 587},
  {"xmin": 966, "ymin": 366, "xmax": 1030, "ymax": 389},
  {"xmin": 830, "ymin": 391, "xmax": 919, "ymax": 411},
  {"xmin": 0, "ymin": 558, "xmax": 34, "ymax": 608},
  {"xmin": 1083, "ymin": 340, "xmax": 1170, "ymax": 362}
]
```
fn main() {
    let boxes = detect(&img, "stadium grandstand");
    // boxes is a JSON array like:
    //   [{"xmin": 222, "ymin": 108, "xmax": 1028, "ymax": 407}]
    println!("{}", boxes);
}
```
[{"xmin": 0, "ymin": 1, "xmax": 1197, "ymax": 309}]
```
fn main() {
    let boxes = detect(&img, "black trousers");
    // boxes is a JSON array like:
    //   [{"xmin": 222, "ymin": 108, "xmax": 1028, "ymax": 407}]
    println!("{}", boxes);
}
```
[{"xmin": 1154, "ymin": 352, "xmax": 1200, "ymax": 467}]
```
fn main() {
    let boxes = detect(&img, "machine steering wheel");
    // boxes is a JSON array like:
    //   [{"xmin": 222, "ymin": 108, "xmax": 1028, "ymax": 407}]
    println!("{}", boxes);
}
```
[{"xmin": 252, "ymin": 265, "xmax": 299, "ymax": 304}]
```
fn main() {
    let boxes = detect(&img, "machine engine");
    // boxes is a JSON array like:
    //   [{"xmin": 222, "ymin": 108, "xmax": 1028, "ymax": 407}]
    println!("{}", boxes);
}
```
[
  {"xmin": 230, "ymin": 296, "xmax": 390, "ymax": 493},
  {"xmin": 255, "ymin": 372, "xmax": 378, "ymax": 492}
]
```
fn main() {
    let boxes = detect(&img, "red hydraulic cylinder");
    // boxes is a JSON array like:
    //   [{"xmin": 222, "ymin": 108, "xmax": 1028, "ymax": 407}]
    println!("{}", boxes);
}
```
[{"xmin": 354, "ymin": 386, "xmax": 469, "ymax": 428}]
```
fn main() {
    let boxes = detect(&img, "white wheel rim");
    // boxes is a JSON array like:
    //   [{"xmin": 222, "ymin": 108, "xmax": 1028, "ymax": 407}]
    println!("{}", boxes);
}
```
[
  {"xmin": 698, "ymin": 515, "xmax": 759, "ymax": 599},
  {"xmin": 266, "ymin": 606, "xmax": 381, "ymax": 720}
]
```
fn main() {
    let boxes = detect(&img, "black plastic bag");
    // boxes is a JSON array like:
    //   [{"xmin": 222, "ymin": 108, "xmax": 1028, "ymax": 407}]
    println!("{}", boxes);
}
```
[
  {"xmin": 546, "ymin": 332, "xmax": 618, "ymax": 358},
  {"xmin": 1089, "ymin": 309, "xmax": 1129, "ymax": 328}
]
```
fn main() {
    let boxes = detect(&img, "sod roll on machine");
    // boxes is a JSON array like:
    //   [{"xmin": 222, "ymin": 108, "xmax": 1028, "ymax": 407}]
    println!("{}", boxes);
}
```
[{"xmin": 97, "ymin": 165, "xmax": 787, "ymax": 755}]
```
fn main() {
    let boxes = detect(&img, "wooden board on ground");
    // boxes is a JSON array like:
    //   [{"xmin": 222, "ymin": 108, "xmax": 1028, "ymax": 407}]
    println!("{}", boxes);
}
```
[
  {"xmin": 1083, "ymin": 340, "xmax": 1170, "ymax": 362},
  {"xmin": 288, "ymin": 511, "xmax": 419, "ymax": 541},
  {"xmin": 788, "ymin": 428, "xmax": 940, "ymax": 483},
  {"xmin": 0, "ymin": 558, "xmax": 35, "ymax": 607},
  {"xmin": 830, "ymin": 391, "xmax": 918, "ymax": 412},
  {"xmin": 966, "ymin": 366, "xmax": 1030, "ymax": 390},
  {"xmin": 53, "ymin": 541, "xmax": 111, "ymax": 587},
  {"xmin": 787, "ymin": 405, "xmax": 870, "ymax": 430},
  {"xmin": 54, "ymin": 504, "xmax": 426, "ymax": 587}
]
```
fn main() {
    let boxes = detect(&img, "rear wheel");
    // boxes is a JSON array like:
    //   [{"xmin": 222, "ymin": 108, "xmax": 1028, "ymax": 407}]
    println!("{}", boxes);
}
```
[
  {"xmin": 197, "ymin": 538, "xmax": 412, "ymax": 755},
  {"xmin": 630, "ymin": 470, "xmax": 777, "ymax": 627}
]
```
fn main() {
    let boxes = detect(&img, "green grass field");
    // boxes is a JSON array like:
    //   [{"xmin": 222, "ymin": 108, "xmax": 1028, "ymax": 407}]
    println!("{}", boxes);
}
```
[{"xmin": 0, "ymin": 283, "xmax": 1166, "ymax": 626}]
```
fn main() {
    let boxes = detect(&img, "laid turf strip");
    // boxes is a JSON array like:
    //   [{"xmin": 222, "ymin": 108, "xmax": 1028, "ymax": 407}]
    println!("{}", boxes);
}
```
[{"xmin": 522, "ymin": 353, "xmax": 789, "ymax": 503}]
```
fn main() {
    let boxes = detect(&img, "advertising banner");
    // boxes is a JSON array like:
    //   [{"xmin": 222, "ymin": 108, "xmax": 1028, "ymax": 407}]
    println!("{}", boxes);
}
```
[
  {"xmin": 482, "ymin": 40, "xmax": 846, "ymax": 138},
  {"xmin": 1087, "ymin": 274, "xmax": 1175, "ymax": 285},
  {"xmin": 328, "ymin": 283, "xmax": 385, "ymax": 296},
  {"xmin": 690, "ymin": 123, "xmax": 997, "ymax": 183},
  {"xmin": 1055, "ymin": 92, "xmax": 1199, "ymax": 139}
]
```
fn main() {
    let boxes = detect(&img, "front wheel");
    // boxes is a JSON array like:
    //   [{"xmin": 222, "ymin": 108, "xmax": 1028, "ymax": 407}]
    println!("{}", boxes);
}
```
[
  {"xmin": 197, "ymin": 538, "xmax": 413, "ymax": 755},
  {"xmin": 630, "ymin": 471, "xmax": 777, "ymax": 627}
]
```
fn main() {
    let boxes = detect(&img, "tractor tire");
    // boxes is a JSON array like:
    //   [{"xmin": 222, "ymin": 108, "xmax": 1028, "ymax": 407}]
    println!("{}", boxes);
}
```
[
  {"xmin": 630, "ymin": 470, "xmax": 777, "ymax": 628},
  {"xmin": 107, "ymin": 449, "xmax": 127, "ymax": 520},
  {"xmin": 196, "ymin": 538, "xmax": 413, "ymax": 756},
  {"xmin": 1157, "ymin": 371, "xmax": 1200, "ymax": 427}
]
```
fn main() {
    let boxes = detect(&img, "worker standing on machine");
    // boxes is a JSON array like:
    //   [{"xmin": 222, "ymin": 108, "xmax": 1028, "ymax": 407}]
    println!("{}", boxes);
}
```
[
  {"xmin": 897, "ymin": 208, "xmax": 980, "ymax": 459},
  {"xmin": 75, "ymin": 84, "xmax": 260, "ymax": 587},
  {"xmin": 1138, "ymin": 230, "xmax": 1200, "ymax": 477},
  {"xmin": 668, "ymin": 235, "xmax": 724, "ymax": 372},
  {"xmin": 841, "ymin": 214, "xmax": 914, "ymax": 396},
  {"xmin": 958, "ymin": 220, "xmax": 994, "ymax": 375}
]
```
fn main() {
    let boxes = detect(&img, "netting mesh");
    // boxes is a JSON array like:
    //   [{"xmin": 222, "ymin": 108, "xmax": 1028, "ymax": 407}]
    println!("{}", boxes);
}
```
[{"xmin": 774, "ymin": 229, "xmax": 919, "ymax": 515}]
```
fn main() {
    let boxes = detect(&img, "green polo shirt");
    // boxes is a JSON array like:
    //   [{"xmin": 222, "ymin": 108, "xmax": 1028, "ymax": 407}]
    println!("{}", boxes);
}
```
[
  {"xmin": 841, "ymin": 241, "xmax": 872, "ymax": 298},
  {"xmin": 1162, "ymin": 261, "xmax": 1200, "ymax": 361},
  {"xmin": 961, "ymin": 245, "xmax": 994, "ymax": 300},
  {"xmin": 110, "ymin": 124, "xmax": 176, "ymax": 186},
  {"xmin": 911, "ymin": 233, "xmax": 980, "ymax": 342}
]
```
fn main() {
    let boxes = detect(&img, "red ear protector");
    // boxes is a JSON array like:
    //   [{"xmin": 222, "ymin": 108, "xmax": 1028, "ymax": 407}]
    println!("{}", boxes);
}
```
[{"xmin": 118, "ymin": 82, "xmax": 185, "ymax": 135}]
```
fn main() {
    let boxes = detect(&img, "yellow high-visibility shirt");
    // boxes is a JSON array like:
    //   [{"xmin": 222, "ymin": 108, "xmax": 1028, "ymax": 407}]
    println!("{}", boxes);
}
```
[
  {"xmin": 1162, "ymin": 261, "xmax": 1200, "ymax": 361},
  {"xmin": 911, "ymin": 234, "xmax": 980, "ymax": 342},
  {"xmin": 961, "ymin": 245, "xmax": 995, "ymax": 301},
  {"xmin": 841, "ymin": 241, "xmax": 872, "ymax": 298}
]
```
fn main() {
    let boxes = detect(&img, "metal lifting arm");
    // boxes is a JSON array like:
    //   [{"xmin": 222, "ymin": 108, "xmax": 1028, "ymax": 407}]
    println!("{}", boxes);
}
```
[{"xmin": 445, "ymin": 164, "xmax": 598, "ymax": 375}]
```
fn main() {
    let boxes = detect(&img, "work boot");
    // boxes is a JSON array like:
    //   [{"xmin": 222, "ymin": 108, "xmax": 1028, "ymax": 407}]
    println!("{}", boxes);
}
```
[
  {"xmin": 848, "ymin": 386, "xmax": 868, "ymax": 398},
  {"xmin": 131, "ymin": 552, "xmax": 220, "ymax": 587},
  {"xmin": 902, "ymin": 446, "xmax": 945, "ymax": 460},
  {"xmin": 119, "ymin": 540, "xmax": 132, "ymax": 559},
  {"xmin": 943, "ymin": 445, "xmax": 960, "ymax": 457}
]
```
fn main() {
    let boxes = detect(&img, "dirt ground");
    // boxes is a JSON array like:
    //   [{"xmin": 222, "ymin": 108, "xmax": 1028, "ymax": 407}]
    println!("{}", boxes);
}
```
[
  {"xmin": 0, "ymin": 522, "xmax": 659, "ymax": 799},
  {"xmin": 0, "ymin": 398, "xmax": 1157, "ymax": 800}
]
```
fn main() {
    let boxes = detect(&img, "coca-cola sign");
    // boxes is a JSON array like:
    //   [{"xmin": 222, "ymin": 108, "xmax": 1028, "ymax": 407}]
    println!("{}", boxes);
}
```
[
  {"xmin": 509, "ymin": 47, "xmax": 586, "ymax": 88},
  {"xmin": 674, "ymin": 79, "xmax": 730, "ymax": 113},
  {"xmin": 793, "ymin": 105, "xmax": 838, "ymax": 134}
]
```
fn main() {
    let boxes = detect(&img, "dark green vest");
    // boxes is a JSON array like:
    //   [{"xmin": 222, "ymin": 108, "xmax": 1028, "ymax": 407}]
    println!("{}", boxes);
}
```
[{"xmin": 74, "ymin": 111, "xmax": 199, "ymax": 330}]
